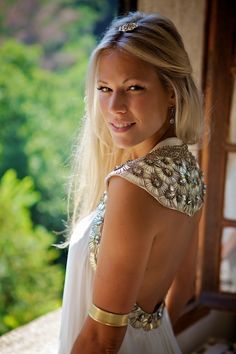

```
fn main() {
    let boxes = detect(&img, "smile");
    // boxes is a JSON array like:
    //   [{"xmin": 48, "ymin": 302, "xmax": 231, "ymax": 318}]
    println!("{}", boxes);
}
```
[
  {"xmin": 112, "ymin": 122, "xmax": 134, "ymax": 128},
  {"xmin": 110, "ymin": 122, "xmax": 135, "ymax": 132}
]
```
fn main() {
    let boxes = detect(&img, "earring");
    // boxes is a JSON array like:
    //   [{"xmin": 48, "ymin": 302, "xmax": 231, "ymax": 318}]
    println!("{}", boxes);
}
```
[{"xmin": 169, "ymin": 106, "xmax": 175, "ymax": 125}]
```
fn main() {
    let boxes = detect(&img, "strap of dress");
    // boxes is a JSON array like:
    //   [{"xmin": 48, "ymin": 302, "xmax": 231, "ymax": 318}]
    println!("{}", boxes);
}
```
[{"xmin": 105, "ymin": 143, "xmax": 206, "ymax": 217}]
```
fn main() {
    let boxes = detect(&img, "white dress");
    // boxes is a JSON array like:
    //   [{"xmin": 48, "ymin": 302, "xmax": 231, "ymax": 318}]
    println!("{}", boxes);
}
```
[{"xmin": 58, "ymin": 138, "xmax": 205, "ymax": 354}]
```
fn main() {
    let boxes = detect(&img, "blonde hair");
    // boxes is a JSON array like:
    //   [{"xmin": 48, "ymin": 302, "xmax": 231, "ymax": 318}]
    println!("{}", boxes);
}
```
[{"xmin": 70, "ymin": 11, "xmax": 204, "ymax": 228}]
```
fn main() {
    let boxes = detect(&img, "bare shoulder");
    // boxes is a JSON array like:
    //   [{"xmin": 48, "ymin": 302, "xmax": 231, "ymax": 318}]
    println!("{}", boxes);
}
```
[
  {"xmin": 106, "ymin": 174, "xmax": 164, "ymax": 233},
  {"xmin": 107, "ymin": 174, "xmax": 158, "ymax": 206},
  {"xmin": 108, "ymin": 173, "xmax": 201, "ymax": 232}
]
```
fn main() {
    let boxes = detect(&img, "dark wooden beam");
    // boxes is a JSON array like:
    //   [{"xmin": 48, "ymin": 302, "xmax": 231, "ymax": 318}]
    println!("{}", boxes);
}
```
[
  {"xmin": 118, "ymin": 0, "xmax": 137, "ymax": 15},
  {"xmin": 222, "ymin": 219, "xmax": 236, "ymax": 228},
  {"xmin": 200, "ymin": 0, "xmax": 236, "ymax": 292},
  {"xmin": 174, "ymin": 304, "xmax": 210, "ymax": 334},
  {"xmin": 200, "ymin": 291, "xmax": 236, "ymax": 312}
]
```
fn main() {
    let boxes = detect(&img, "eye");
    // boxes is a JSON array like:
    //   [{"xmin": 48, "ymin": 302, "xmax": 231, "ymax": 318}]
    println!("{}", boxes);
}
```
[
  {"xmin": 97, "ymin": 86, "xmax": 111, "ymax": 93},
  {"xmin": 128, "ymin": 85, "xmax": 144, "ymax": 91}
]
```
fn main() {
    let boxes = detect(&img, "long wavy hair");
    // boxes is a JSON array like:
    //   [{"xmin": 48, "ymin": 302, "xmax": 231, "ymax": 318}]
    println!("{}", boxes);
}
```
[{"xmin": 69, "ymin": 11, "xmax": 204, "ymax": 229}]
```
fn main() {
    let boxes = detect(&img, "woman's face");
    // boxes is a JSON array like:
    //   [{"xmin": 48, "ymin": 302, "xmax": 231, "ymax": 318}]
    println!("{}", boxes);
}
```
[{"xmin": 97, "ymin": 49, "xmax": 175, "ymax": 158}]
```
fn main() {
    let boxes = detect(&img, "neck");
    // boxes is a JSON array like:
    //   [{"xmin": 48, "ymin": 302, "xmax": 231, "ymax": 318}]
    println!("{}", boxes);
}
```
[
  {"xmin": 129, "ymin": 122, "xmax": 176, "ymax": 160},
  {"xmin": 159, "ymin": 125, "xmax": 176, "ymax": 141}
]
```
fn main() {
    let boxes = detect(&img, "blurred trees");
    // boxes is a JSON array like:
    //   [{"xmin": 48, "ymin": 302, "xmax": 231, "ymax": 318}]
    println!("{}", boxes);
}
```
[
  {"xmin": 0, "ymin": 0, "xmax": 117, "ymax": 334},
  {"xmin": 0, "ymin": 0, "xmax": 117, "ymax": 70},
  {"xmin": 0, "ymin": 170, "xmax": 63, "ymax": 334},
  {"xmin": 0, "ymin": 39, "xmax": 86, "ymax": 231}
]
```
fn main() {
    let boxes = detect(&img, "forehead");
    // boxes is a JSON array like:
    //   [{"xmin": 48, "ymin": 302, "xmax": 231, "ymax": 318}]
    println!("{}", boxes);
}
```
[{"xmin": 97, "ymin": 49, "xmax": 158, "ymax": 80}]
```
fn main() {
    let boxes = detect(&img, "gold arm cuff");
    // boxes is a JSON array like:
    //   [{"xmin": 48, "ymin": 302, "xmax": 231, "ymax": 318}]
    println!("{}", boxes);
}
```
[{"xmin": 88, "ymin": 303, "xmax": 129, "ymax": 327}]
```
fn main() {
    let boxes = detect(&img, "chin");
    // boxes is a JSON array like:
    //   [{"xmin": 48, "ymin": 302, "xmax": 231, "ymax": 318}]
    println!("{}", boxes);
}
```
[{"xmin": 112, "ymin": 140, "xmax": 136, "ymax": 150}]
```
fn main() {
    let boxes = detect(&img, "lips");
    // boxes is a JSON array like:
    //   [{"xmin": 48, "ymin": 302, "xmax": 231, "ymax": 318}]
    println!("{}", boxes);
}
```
[
  {"xmin": 110, "ymin": 122, "xmax": 135, "ymax": 133},
  {"xmin": 111, "ymin": 122, "xmax": 134, "ymax": 128}
]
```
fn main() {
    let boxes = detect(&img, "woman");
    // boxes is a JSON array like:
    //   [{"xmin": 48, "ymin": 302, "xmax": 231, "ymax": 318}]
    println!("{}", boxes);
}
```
[{"xmin": 58, "ymin": 11, "xmax": 206, "ymax": 354}]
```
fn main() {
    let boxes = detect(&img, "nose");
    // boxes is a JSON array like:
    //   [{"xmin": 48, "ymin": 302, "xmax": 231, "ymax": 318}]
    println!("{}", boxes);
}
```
[{"xmin": 108, "ymin": 91, "xmax": 127, "ymax": 114}]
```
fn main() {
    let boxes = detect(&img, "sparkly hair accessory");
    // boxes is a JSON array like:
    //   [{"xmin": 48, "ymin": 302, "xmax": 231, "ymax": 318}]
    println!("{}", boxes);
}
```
[{"xmin": 118, "ymin": 22, "xmax": 138, "ymax": 32}]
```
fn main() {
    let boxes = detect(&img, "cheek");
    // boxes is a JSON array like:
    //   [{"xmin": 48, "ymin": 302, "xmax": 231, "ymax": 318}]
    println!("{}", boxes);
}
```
[
  {"xmin": 143, "ymin": 93, "xmax": 169, "ymax": 116},
  {"xmin": 130, "ymin": 96, "xmax": 147, "ymax": 111},
  {"xmin": 98, "ymin": 96, "xmax": 109, "ymax": 116}
]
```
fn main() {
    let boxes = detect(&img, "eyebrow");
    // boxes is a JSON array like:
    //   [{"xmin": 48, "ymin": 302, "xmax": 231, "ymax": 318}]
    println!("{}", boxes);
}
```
[
  {"xmin": 97, "ymin": 78, "xmax": 144, "ymax": 84},
  {"xmin": 97, "ymin": 80, "xmax": 109, "ymax": 84}
]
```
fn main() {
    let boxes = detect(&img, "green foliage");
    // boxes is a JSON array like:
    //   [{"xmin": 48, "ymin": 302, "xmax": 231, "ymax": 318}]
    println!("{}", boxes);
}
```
[
  {"xmin": 0, "ymin": 39, "xmax": 88, "ymax": 230},
  {"xmin": 0, "ymin": 170, "xmax": 63, "ymax": 335}
]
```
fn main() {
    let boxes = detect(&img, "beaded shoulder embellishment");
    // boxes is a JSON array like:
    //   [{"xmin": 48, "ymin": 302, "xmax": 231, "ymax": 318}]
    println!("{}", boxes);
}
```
[
  {"xmin": 106, "ymin": 143, "xmax": 206, "ymax": 216},
  {"xmin": 88, "ymin": 192, "xmax": 107, "ymax": 271}
]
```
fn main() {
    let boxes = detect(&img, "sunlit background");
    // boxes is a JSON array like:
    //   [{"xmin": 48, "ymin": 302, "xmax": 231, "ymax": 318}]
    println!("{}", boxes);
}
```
[{"xmin": 0, "ymin": 0, "xmax": 118, "ymax": 335}]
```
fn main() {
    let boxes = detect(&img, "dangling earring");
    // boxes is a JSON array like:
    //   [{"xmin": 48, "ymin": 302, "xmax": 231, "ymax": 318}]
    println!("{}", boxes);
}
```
[{"xmin": 169, "ymin": 106, "xmax": 175, "ymax": 125}]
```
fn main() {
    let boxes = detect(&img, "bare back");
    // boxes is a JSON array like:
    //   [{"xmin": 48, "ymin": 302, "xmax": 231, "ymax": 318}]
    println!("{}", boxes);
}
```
[
  {"xmin": 91, "ymin": 139, "xmax": 205, "ymax": 318},
  {"xmin": 136, "ymin": 195, "xmax": 201, "ymax": 313}
]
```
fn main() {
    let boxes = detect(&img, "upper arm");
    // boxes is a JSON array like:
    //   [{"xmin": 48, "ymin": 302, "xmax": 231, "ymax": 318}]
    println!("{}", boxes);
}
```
[
  {"xmin": 92, "ymin": 175, "xmax": 158, "ymax": 314},
  {"xmin": 73, "ymin": 176, "xmax": 160, "ymax": 352}
]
